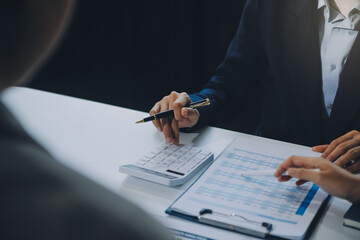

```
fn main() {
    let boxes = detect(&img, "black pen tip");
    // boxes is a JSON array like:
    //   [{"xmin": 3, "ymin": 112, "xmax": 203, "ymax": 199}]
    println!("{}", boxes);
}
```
[{"xmin": 135, "ymin": 119, "xmax": 144, "ymax": 124}]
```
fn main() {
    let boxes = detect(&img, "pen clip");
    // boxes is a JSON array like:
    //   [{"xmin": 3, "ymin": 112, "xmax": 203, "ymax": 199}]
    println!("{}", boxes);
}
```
[
  {"xmin": 189, "ymin": 98, "xmax": 210, "ymax": 109},
  {"xmin": 135, "ymin": 98, "xmax": 210, "ymax": 123},
  {"xmin": 198, "ymin": 208, "xmax": 272, "ymax": 238}
]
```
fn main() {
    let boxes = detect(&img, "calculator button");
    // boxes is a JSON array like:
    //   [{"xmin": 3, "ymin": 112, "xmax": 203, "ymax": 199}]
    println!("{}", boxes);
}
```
[
  {"xmin": 154, "ymin": 155, "xmax": 165, "ymax": 162},
  {"xmin": 151, "ymin": 149, "xmax": 162, "ymax": 154},
  {"xmin": 177, "ymin": 149, "xmax": 187, "ymax": 155},
  {"xmin": 170, "ymin": 162, "xmax": 183, "ymax": 169},
  {"xmin": 172, "ymin": 153, "xmax": 182, "ymax": 159},
  {"xmin": 144, "ymin": 152, "xmax": 156, "ymax": 159},
  {"xmin": 178, "ymin": 166, "xmax": 191, "ymax": 174},
  {"xmin": 190, "ymin": 147, "xmax": 201, "ymax": 152},
  {"xmin": 151, "ymin": 157, "xmax": 162, "ymax": 164},
  {"xmin": 178, "ymin": 156, "xmax": 189, "ymax": 163},
  {"xmin": 193, "ymin": 157, "xmax": 204, "ymax": 164},
  {"xmin": 181, "ymin": 145, "xmax": 192, "ymax": 151},
  {"xmin": 158, "ymin": 152, "xmax": 170, "ymax": 159},
  {"xmin": 167, "ymin": 145, "xmax": 179, "ymax": 152}
]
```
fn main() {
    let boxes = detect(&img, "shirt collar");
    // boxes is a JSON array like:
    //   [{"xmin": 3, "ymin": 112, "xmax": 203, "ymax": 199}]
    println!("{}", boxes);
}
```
[
  {"xmin": 318, "ymin": 0, "xmax": 360, "ymax": 26},
  {"xmin": 318, "ymin": 0, "xmax": 344, "ymax": 23},
  {"xmin": 318, "ymin": 0, "xmax": 360, "ymax": 11},
  {"xmin": 318, "ymin": 0, "xmax": 326, "ymax": 9},
  {"xmin": 349, "ymin": 2, "xmax": 360, "ymax": 22}
]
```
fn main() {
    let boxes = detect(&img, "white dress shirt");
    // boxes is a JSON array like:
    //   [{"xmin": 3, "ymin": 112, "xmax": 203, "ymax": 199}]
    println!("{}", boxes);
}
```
[{"xmin": 318, "ymin": 0, "xmax": 360, "ymax": 116}]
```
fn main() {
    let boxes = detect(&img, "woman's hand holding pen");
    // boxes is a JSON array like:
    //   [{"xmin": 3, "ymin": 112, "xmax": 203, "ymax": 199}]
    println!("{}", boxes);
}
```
[
  {"xmin": 312, "ymin": 130, "xmax": 360, "ymax": 173},
  {"xmin": 274, "ymin": 156, "xmax": 360, "ymax": 203},
  {"xmin": 150, "ymin": 91, "xmax": 200, "ymax": 145}
]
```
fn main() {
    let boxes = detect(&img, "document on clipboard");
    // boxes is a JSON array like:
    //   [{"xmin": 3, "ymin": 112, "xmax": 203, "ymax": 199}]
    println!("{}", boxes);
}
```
[{"xmin": 166, "ymin": 136, "xmax": 328, "ymax": 240}]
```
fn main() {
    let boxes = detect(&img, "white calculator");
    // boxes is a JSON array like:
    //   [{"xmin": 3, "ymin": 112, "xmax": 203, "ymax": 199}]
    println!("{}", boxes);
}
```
[{"xmin": 119, "ymin": 142, "xmax": 214, "ymax": 186}]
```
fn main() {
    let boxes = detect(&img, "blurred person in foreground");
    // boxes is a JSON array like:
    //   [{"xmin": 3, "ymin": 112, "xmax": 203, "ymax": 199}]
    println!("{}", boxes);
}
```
[{"xmin": 0, "ymin": 1, "xmax": 171, "ymax": 239}]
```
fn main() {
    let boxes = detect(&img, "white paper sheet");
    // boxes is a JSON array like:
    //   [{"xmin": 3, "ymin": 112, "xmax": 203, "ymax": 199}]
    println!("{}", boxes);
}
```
[{"xmin": 169, "ymin": 137, "xmax": 328, "ymax": 240}]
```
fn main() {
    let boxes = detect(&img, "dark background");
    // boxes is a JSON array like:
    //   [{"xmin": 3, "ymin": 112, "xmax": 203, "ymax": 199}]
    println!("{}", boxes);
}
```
[{"xmin": 29, "ymin": 0, "xmax": 257, "ymax": 132}]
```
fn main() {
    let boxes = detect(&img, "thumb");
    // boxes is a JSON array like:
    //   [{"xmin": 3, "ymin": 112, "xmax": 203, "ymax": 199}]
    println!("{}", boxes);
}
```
[
  {"xmin": 181, "ymin": 108, "xmax": 199, "ymax": 124},
  {"xmin": 288, "ymin": 168, "xmax": 319, "ymax": 183}
]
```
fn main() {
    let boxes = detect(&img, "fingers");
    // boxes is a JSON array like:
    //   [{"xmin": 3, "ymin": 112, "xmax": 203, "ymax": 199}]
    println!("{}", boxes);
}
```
[
  {"xmin": 158, "ymin": 97, "xmax": 171, "ymax": 133},
  {"xmin": 274, "ymin": 152, "xmax": 360, "ymax": 200},
  {"xmin": 184, "ymin": 108, "xmax": 199, "ymax": 122},
  {"xmin": 287, "ymin": 168, "xmax": 319, "ymax": 184},
  {"xmin": 295, "ymin": 179, "xmax": 308, "ymax": 186},
  {"xmin": 149, "ymin": 91, "xmax": 195, "ymax": 145},
  {"xmin": 346, "ymin": 160, "xmax": 360, "ymax": 173},
  {"xmin": 159, "ymin": 117, "xmax": 180, "ymax": 145},
  {"xmin": 274, "ymin": 156, "xmax": 323, "ymax": 178},
  {"xmin": 274, "ymin": 155, "xmax": 298, "ymax": 181},
  {"xmin": 170, "ymin": 92, "xmax": 191, "ymax": 121},
  {"xmin": 167, "ymin": 107, "xmax": 198, "ymax": 145},
  {"xmin": 161, "ymin": 117, "xmax": 172, "ymax": 143},
  {"xmin": 171, "ymin": 117, "xmax": 180, "ymax": 145},
  {"xmin": 327, "ymin": 138, "xmax": 360, "ymax": 163},
  {"xmin": 179, "ymin": 108, "xmax": 200, "ymax": 128},
  {"xmin": 150, "ymin": 102, "xmax": 162, "ymax": 131},
  {"xmin": 275, "ymin": 156, "xmax": 327, "ymax": 185},
  {"xmin": 278, "ymin": 175, "xmax": 292, "ymax": 182},
  {"xmin": 334, "ymin": 146, "xmax": 360, "ymax": 170},
  {"xmin": 321, "ymin": 130, "xmax": 359, "ymax": 160},
  {"xmin": 312, "ymin": 145, "xmax": 328, "ymax": 153}
]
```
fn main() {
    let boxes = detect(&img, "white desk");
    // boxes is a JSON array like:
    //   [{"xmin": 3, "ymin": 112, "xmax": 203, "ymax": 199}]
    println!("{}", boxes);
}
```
[{"xmin": 1, "ymin": 87, "xmax": 358, "ymax": 240}]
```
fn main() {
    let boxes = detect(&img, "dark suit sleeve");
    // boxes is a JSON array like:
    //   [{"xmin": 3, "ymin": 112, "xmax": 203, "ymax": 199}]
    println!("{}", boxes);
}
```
[{"xmin": 189, "ymin": 0, "xmax": 268, "ymax": 129}]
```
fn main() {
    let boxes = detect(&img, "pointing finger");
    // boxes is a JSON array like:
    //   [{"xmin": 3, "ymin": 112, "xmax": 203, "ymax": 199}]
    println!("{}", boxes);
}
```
[
  {"xmin": 171, "ymin": 117, "xmax": 180, "ymax": 145},
  {"xmin": 312, "ymin": 145, "xmax": 328, "ymax": 153}
]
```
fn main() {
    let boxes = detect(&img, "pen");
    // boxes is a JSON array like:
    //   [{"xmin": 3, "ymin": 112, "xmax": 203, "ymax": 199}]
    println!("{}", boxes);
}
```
[
  {"xmin": 135, "ymin": 98, "xmax": 210, "ymax": 124},
  {"xmin": 240, "ymin": 169, "xmax": 320, "ymax": 177}
]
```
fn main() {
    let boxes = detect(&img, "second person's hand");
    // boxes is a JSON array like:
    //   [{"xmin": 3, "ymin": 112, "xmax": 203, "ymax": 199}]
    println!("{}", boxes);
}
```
[
  {"xmin": 274, "ymin": 156, "xmax": 360, "ymax": 203},
  {"xmin": 312, "ymin": 130, "xmax": 360, "ymax": 173},
  {"xmin": 149, "ymin": 91, "xmax": 200, "ymax": 145}
]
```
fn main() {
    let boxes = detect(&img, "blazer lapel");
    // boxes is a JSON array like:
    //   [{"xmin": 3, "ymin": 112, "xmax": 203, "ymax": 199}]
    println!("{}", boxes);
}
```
[
  {"xmin": 282, "ymin": 0, "xmax": 324, "ymax": 145},
  {"xmin": 327, "ymin": 34, "xmax": 360, "ymax": 140}
]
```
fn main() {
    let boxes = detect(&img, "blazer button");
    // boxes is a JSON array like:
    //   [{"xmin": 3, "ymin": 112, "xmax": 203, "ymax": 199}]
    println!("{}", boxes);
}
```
[{"xmin": 329, "ymin": 64, "xmax": 336, "ymax": 71}]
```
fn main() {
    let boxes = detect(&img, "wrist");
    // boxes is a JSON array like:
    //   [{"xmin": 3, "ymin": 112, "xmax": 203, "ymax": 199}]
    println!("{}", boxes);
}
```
[{"xmin": 346, "ymin": 175, "xmax": 360, "ymax": 203}]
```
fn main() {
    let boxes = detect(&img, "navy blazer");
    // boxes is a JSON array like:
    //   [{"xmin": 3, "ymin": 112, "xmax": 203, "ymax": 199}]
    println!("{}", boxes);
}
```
[{"xmin": 190, "ymin": 0, "xmax": 360, "ymax": 147}]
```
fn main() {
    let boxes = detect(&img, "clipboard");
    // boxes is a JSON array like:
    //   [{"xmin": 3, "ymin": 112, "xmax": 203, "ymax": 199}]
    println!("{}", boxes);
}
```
[
  {"xmin": 166, "ymin": 206, "xmax": 272, "ymax": 238},
  {"xmin": 165, "ymin": 140, "xmax": 273, "ymax": 238},
  {"xmin": 164, "ymin": 136, "xmax": 328, "ymax": 240}
]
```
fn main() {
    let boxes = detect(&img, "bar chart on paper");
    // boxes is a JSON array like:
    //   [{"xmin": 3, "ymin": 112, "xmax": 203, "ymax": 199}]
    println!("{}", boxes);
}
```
[{"xmin": 168, "ymin": 137, "xmax": 328, "ymax": 240}]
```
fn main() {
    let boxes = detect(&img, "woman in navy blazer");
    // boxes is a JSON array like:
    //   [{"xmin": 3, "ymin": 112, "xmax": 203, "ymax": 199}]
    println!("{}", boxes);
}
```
[{"xmin": 150, "ymin": 0, "xmax": 360, "ymax": 182}]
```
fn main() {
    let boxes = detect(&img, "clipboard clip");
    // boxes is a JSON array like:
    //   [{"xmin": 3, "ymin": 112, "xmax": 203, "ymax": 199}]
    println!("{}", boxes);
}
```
[{"xmin": 198, "ymin": 208, "xmax": 272, "ymax": 238}]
